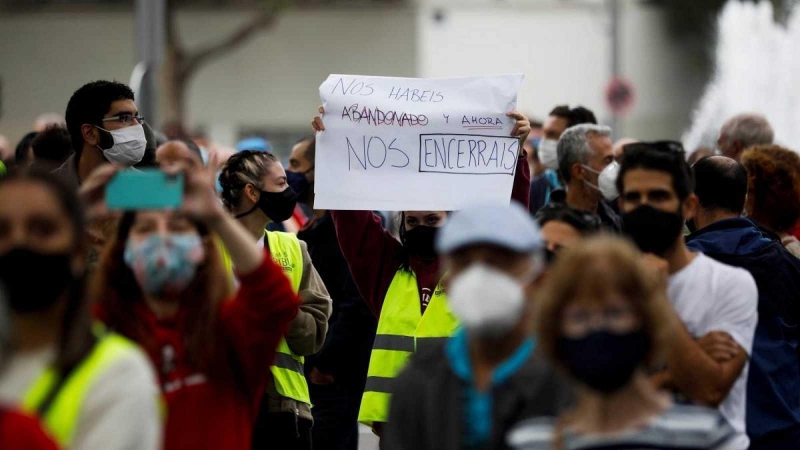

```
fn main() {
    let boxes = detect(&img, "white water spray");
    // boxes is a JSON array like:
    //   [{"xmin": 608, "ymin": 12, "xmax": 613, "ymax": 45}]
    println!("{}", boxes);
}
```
[{"xmin": 683, "ymin": 0, "xmax": 800, "ymax": 153}]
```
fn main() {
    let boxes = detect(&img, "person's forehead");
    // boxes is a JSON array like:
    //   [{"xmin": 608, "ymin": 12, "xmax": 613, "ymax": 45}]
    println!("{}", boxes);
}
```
[
  {"xmin": 135, "ymin": 209, "xmax": 191, "ymax": 223},
  {"xmin": 106, "ymin": 99, "xmax": 138, "ymax": 117},
  {"xmin": 589, "ymin": 134, "xmax": 613, "ymax": 153},
  {"xmin": 134, "ymin": 210, "xmax": 167, "ymax": 222},
  {"xmin": 622, "ymin": 168, "xmax": 674, "ymax": 192},
  {"xmin": 0, "ymin": 182, "xmax": 67, "ymax": 221},
  {"xmin": 262, "ymin": 162, "xmax": 286, "ymax": 179},
  {"xmin": 405, "ymin": 211, "xmax": 443, "ymax": 219},
  {"xmin": 290, "ymin": 141, "xmax": 311, "ymax": 161},
  {"xmin": 541, "ymin": 220, "xmax": 580, "ymax": 238},
  {"xmin": 543, "ymin": 115, "xmax": 567, "ymax": 130}
]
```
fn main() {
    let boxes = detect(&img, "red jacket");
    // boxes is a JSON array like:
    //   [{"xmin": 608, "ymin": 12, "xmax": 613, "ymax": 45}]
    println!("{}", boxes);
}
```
[
  {"xmin": 332, "ymin": 155, "xmax": 531, "ymax": 317},
  {"xmin": 791, "ymin": 221, "xmax": 800, "ymax": 240},
  {"xmin": 98, "ymin": 251, "xmax": 299, "ymax": 450},
  {"xmin": 0, "ymin": 408, "xmax": 59, "ymax": 450}
]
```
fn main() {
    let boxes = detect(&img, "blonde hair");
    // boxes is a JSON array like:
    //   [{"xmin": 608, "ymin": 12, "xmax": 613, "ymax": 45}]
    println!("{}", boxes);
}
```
[{"xmin": 537, "ymin": 236, "xmax": 672, "ymax": 368}]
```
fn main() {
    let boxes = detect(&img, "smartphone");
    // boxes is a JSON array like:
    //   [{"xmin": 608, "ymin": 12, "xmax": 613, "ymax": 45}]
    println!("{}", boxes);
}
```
[{"xmin": 106, "ymin": 169, "xmax": 184, "ymax": 210}]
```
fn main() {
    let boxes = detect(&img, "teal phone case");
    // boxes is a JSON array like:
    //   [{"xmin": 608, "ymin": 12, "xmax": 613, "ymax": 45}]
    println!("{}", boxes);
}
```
[{"xmin": 106, "ymin": 169, "xmax": 184, "ymax": 210}]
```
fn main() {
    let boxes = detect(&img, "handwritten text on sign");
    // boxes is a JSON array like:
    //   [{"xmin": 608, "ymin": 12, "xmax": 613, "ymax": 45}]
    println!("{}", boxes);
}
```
[{"xmin": 314, "ymin": 74, "xmax": 524, "ymax": 211}]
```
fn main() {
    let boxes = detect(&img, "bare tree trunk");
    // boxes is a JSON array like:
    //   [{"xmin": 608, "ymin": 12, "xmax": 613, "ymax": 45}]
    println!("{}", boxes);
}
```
[
  {"xmin": 162, "ymin": 45, "xmax": 187, "ymax": 125},
  {"xmin": 160, "ymin": 0, "xmax": 282, "ymax": 129},
  {"xmin": 162, "ymin": 0, "xmax": 186, "ymax": 125}
]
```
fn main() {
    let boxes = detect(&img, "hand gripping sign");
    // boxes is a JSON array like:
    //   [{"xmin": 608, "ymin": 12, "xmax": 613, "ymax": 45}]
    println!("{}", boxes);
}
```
[{"xmin": 314, "ymin": 74, "xmax": 524, "ymax": 211}]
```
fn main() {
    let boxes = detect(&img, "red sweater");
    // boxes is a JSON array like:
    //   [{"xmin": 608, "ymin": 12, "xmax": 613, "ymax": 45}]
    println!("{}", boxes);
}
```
[
  {"xmin": 332, "ymin": 155, "xmax": 530, "ymax": 317},
  {"xmin": 98, "ymin": 252, "xmax": 299, "ymax": 450},
  {"xmin": 0, "ymin": 408, "xmax": 59, "ymax": 450}
]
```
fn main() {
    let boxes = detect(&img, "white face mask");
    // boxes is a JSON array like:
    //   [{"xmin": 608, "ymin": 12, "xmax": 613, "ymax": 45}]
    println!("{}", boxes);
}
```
[
  {"xmin": 95, "ymin": 124, "xmax": 146, "ymax": 166},
  {"xmin": 448, "ymin": 263, "xmax": 534, "ymax": 338},
  {"xmin": 581, "ymin": 161, "xmax": 620, "ymax": 201},
  {"xmin": 538, "ymin": 139, "xmax": 559, "ymax": 171}
]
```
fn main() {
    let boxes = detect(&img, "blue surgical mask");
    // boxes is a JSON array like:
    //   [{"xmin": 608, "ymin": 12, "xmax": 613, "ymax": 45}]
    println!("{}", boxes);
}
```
[
  {"xmin": 286, "ymin": 169, "xmax": 312, "ymax": 201},
  {"xmin": 124, "ymin": 234, "xmax": 205, "ymax": 297},
  {"xmin": 538, "ymin": 139, "xmax": 559, "ymax": 170}
]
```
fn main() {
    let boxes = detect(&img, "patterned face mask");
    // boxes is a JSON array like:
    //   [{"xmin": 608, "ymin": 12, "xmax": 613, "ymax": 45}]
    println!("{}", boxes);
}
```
[{"xmin": 124, "ymin": 233, "xmax": 206, "ymax": 297}]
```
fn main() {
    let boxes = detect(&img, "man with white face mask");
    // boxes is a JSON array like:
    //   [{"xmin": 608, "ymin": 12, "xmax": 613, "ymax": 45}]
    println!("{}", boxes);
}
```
[
  {"xmin": 529, "ymin": 105, "xmax": 598, "ymax": 215},
  {"xmin": 557, "ymin": 124, "xmax": 622, "ymax": 232},
  {"xmin": 383, "ymin": 203, "xmax": 573, "ymax": 450},
  {"xmin": 57, "ymin": 80, "xmax": 147, "ymax": 187},
  {"xmin": 57, "ymin": 80, "xmax": 149, "ymax": 271}
]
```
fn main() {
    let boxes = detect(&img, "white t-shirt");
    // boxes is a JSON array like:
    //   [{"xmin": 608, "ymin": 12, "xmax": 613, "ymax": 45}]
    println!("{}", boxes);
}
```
[{"xmin": 667, "ymin": 253, "xmax": 758, "ymax": 450}]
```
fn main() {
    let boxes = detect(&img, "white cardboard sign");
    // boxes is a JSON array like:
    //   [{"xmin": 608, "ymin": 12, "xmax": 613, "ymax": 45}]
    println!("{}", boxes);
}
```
[{"xmin": 314, "ymin": 73, "xmax": 524, "ymax": 211}]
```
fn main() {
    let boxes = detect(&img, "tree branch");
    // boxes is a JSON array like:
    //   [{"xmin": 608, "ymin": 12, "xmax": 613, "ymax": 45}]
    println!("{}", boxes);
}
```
[
  {"xmin": 182, "ymin": 8, "xmax": 279, "ymax": 78},
  {"xmin": 165, "ymin": 0, "xmax": 181, "ymax": 51}
]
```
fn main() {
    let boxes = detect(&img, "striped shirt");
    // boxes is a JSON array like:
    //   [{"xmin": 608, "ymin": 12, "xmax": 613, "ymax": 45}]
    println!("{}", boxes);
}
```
[{"xmin": 507, "ymin": 404, "xmax": 737, "ymax": 450}]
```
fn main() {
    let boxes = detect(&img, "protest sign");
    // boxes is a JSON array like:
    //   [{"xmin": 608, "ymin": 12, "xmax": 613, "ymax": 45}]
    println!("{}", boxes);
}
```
[{"xmin": 314, "ymin": 73, "xmax": 525, "ymax": 211}]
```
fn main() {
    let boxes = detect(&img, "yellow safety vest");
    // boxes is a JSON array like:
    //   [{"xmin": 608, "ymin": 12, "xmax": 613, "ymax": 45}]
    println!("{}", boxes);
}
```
[
  {"xmin": 358, "ymin": 270, "xmax": 460, "ymax": 427},
  {"xmin": 219, "ymin": 230, "xmax": 311, "ymax": 406},
  {"xmin": 22, "ymin": 330, "xmax": 142, "ymax": 448}
]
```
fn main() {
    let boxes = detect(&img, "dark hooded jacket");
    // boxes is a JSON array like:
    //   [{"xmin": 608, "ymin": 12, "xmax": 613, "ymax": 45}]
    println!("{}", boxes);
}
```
[{"xmin": 687, "ymin": 218, "xmax": 800, "ymax": 440}]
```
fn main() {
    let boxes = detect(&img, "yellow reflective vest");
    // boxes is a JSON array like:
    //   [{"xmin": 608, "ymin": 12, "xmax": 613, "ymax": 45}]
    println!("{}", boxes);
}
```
[
  {"xmin": 358, "ymin": 270, "xmax": 460, "ymax": 427},
  {"xmin": 22, "ymin": 330, "xmax": 141, "ymax": 448},
  {"xmin": 220, "ymin": 230, "xmax": 311, "ymax": 406}
]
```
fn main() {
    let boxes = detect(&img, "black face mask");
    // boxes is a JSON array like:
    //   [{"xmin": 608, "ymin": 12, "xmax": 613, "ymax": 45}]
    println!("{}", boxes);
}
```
[
  {"xmin": 622, "ymin": 205, "xmax": 684, "ymax": 255},
  {"xmin": 236, "ymin": 186, "xmax": 298, "ymax": 223},
  {"xmin": 286, "ymin": 170, "xmax": 312, "ymax": 203},
  {"xmin": 557, "ymin": 330, "xmax": 649, "ymax": 394},
  {"xmin": 0, "ymin": 247, "xmax": 74, "ymax": 313},
  {"xmin": 402, "ymin": 226, "xmax": 438, "ymax": 259}
]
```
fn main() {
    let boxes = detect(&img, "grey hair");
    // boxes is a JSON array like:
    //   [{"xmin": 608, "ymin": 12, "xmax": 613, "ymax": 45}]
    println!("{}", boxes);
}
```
[
  {"xmin": 721, "ymin": 113, "xmax": 774, "ymax": 149},
  {"xmin": 557, "ymin": 124, "xmax": 612, "ymax": 182}
]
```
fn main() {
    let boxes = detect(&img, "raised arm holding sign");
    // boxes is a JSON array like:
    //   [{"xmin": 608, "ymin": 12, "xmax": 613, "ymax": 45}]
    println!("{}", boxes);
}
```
[{"xmin": 310, "ymin": 74, "xmax": 531, "ymax": 437}]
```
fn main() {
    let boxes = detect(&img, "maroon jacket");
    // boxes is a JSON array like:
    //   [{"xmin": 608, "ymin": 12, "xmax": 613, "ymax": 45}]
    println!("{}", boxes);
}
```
[{"xmin": 332, "ymin": 155, "xmax": 531, "ymax": 317}]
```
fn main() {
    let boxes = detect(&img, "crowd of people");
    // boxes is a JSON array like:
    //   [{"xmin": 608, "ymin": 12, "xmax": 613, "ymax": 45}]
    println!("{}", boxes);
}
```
[{"xmin": 0, "ymin": 79, "xmax": 799, "ymax": 450}]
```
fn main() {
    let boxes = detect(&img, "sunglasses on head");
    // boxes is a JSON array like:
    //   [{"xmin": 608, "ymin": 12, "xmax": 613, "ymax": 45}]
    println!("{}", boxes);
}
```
[{"xmin": 622, "ymin": 140, "xmax": 686, "ymax": 157}]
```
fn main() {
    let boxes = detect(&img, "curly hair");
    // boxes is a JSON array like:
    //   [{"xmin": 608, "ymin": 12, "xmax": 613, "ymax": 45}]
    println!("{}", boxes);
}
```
[
  {"xmin": 217, "ymin": 150, "xmax": 280, "ymax": 211},
  {"xmin": 741, "ymin": 145, "xmax": 800, "ymax": 233},
  {"xmin": 537, "ymin": 236, "xmax": 672, "ymax": 370}
]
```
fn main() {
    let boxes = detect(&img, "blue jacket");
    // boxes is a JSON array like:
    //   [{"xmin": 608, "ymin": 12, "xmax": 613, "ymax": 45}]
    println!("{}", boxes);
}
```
[
  {"xmin": 687, "ymin": 218, "xmax": 800, "ymax": 439},
  {"xmin": 528, "ymin": 169, "xmax": 561, "ymax": 215}
]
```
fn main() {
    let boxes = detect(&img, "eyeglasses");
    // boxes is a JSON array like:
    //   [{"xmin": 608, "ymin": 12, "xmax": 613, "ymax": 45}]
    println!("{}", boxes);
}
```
[
  {"xmin": 102, "ymin": 113, "xmax": 145, "ymax": 126},
  {"xmin": 562, "ymin": 304, "xmax": 639, "ymax": 336}
]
